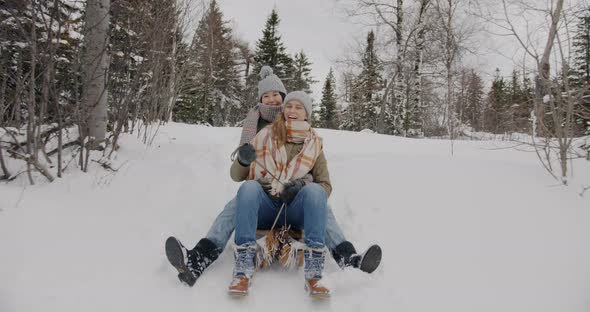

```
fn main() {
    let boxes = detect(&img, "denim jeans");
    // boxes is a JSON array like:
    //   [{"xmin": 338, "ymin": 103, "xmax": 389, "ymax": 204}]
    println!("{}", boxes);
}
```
[
  {"xmin": 233, "ymin": 180, "xmax": 328, "ymax": 249},
  {"xmin": 206, "ymin": 185, "xmax": 346, "ymax": 250}
]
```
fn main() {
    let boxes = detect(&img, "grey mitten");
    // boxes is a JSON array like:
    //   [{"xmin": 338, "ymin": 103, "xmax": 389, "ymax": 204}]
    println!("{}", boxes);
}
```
[
  {"xmin": 237, "ymin": 143, "xmax": 256, "ymax": 166},
  {"xmin": 280, "ymin": 178, "xmax": 307, "ymax": 204}
]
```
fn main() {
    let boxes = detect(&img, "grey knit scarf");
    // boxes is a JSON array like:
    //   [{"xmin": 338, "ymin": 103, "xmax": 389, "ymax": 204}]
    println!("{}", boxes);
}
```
[{"xmin": 239, "ymin": 104, "xmax": 283, "ymax": 145}]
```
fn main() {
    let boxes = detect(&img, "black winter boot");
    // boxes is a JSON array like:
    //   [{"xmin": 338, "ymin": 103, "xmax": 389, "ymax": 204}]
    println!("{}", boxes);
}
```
[
  {"xmin": 165, "ymin": 237, "xmax": 221, "ymax": 286},
  {"xmin": 331, "ymin": 241, "xmax": 382, "ymax": 274}
]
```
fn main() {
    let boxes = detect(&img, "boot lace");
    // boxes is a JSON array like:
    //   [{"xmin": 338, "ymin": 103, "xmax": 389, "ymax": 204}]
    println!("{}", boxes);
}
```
[
  {"xmin": 234, "ymin": 246, "xmax": 257, "ymax": 278},
  {"xmin": 305, "ymin": 249, "xmax": 325, "ymax": 280}
]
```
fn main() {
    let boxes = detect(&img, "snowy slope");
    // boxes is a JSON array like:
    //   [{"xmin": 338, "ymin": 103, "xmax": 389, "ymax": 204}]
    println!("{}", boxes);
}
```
[{"xmin": 1, "ymin": 123, "xmax": 589, "ymax": 312}]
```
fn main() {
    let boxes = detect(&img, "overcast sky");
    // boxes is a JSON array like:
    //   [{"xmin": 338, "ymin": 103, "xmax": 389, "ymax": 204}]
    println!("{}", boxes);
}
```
[
  {"xmin": 216, "ymin": 0, "xmax": 367, "ymax": 100},
  {"xmin": 211, "ymin": 0, "xmax": 568, "ymax": 100}
]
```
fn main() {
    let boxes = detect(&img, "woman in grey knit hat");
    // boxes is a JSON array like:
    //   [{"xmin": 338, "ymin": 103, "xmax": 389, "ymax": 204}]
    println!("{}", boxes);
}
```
[
  {"xmin": 238, "ymin": 66, "xmax": 287, "ymax": 146},
  {"xmin": 165, "ymin": 66, "xmax": 381, "ymax": 290}
]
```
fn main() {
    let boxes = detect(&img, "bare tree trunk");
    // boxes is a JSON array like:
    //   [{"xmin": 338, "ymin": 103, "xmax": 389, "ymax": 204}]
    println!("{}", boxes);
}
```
[
  {"xmin": 377, "ymin": 0, "xmax": 404, "ymax": 134},
  {"xmin": 409, "ymin": 0, "xmax": 430, "ymax": 136},
  {"xmin": 533, "ymin": 0, "xmax": 564, "ymax": 136},
  {"xmin": 394, "ymin": 0, "xmax": 405, "ymax": 135},
  {"xmin": 0, "ymin": 59, "xmax": 9, "ymax": 179},
  {"xmin": 26, "ymin": 1, "xmax": 37, "ymax": 185},
  {"xmin": 167, "ymin": 4, "xmax": 178, "ymax": 123},
  {"xmin": 55, "ymin": 91, "xmax": 63, "ymax": 178},
  {"xmin": 81, "ymin": 0, "xmax": 111, "ymax": 150},
  {"xmin": 0, "ymin": 146, "xmax": 8, "ymax": 179}
]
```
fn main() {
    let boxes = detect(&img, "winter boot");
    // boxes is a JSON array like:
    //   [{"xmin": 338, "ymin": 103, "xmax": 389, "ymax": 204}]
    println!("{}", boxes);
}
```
[
  {"xmin": 331, "ymin": 241, "xmax": 382, "ymax": 273},
  {"xmin": 228, "ymin": 244, "xmax": 257, "ymax": 297},
  {"xmin": 165, "ymin": 237, "xmax": 221, "ymax": 286},
  {"xmin": 304, "ymin": 248, "xmax": 330, "ymax": 299}
]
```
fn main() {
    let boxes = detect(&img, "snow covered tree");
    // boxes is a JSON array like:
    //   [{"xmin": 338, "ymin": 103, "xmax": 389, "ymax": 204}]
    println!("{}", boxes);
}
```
[
  {"xmin": 253, "ymin": 9, "xmax": 294, "ymax": 88},
  {"xmin": 0, "ymin": 0, "xmax": 84, "ymax": 180},
  {"xmin": 571, "ymin": 9, "xmax": 590, "ymax": 87},
  {"xmin": 341, "ymin": 30, "xmax": 383, "ymax": 132},
  {"xmin": 0, "ymin": 0, "xmax": 83, "ymax": 127},
  {"xmin": 484, "ymin": 69, "xmax": 508, "ymax": 133},
  {"xmin": 404, "ymin": 0, "xmax": 432, "ymax": 137},
  {"xmin": 464, "ymin": 70, "xmax": 485, "ymax": 132},
  {"xmin": 571, "ymin": 8, "xmax": 590, "ymax": 134},
  {"xmin": 109, "ymin": 0, "xmax": 181, "ymax": 147},
  {"xmin": 318, "ymin": 68, "xmax": 338, "ymax": 129},
  {"xmin": 507, "ymin": 70, "xmax": 534, "ymax": 132},
  {"xmin": 455, "ymin": 69, "xmax": 484, "ymax": 132},
  {"xmin": 480, "ymin": 68, "xmax": 533, "ymax": 134},
  {"xmin": 174, "ymin": 0, "xmax": 241, "ymax": 126}
]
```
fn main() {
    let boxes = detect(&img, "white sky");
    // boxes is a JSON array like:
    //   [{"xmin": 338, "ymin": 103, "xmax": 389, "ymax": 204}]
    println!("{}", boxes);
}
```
[{"xmin": 217, "ymin": 0, "xmax": 366, "ymax": 100}]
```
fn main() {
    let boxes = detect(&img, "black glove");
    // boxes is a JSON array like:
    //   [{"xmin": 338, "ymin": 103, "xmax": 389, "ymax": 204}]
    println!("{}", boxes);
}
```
[
  {"xmin": 237, "ymin": 143, "xmax": 256, "ymax": 166},
  {"xmin": 280, "ymin": 179, "xmax": 307, "ymax": 205}
]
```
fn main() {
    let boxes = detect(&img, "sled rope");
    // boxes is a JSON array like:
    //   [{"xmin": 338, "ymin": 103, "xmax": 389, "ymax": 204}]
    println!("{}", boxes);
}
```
[{"xmin": 270, "ymin": 203, "xmax": 286, "ymax": 232}]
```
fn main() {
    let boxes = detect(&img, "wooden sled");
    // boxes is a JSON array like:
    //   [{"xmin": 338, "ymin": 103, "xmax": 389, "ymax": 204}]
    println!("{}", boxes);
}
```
[{"xmin": 255, "ymin": 227, "xmax": 305, "ymax": 269}]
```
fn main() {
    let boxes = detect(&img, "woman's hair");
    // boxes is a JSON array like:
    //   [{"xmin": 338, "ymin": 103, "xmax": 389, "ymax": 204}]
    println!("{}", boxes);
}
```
[{"xmin": 271, "ymin": 113, "xmax": 287, "ymax": 148}]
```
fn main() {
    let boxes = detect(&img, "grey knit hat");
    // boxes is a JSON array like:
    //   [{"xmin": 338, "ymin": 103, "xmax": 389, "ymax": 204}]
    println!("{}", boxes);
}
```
[
  {"xmin": 258, "ymin": 66, "xmax": 287, "ymax": 101},
  {"xmin": 283, "ymin": 91, "xmax": 313, "ymax": 119}
]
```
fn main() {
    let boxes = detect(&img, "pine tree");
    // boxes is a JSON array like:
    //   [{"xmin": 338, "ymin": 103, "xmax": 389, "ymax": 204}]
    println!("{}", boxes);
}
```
[
  {"xmin": 342, "ymin": 30, "xmax": 383, "ymax": 131},
  {"xmin": 0, "ymin": 0, "xmax": 83, "ymax": 126},
  {"xmin": 253, "ymin": 9, "xmax": 294, "ymax": 87},
  {"xmin": 175, "ymin": 0, "xmax": 240, "ymax": 126},
  {"xmin": 508, "ymin": 70, "xmax": 534, "ymax": 132},
  {"xmin": 357, "ymin": 31, "xmax": 382, "ymax": 101},
  {"xmin": 109, "ymin": 0, "xmax": 179, "ymax": 131},
  {"xmin": 502, "ymin": 69, "xmax": 523, "ymax": 132},
  {"xmin": 318, "ymin": 68, "xmax": 338, "ymax": 129},
  {"xmin": 231, "ymin": 39, "xmax": 256, "ymax": 124},
  {"xmin": 110, "ymin": 0, "xmax": 145, "ymax": 126},
  {"xmin": 464, "ymin": 70, "xmax": 484, "ymax": 131},
  {"xmin": 290, "ymin": 51, "xmax": 316, "ymax": 93},
  {"xmin": 484, "ymin": 69, "xmax": 509, "ymax": 133}
]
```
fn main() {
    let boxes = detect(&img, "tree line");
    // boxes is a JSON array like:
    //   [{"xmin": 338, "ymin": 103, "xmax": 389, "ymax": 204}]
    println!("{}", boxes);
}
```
[{"xmin": 0, "ymin": 0, "xmax": 588, "ymax": 184}]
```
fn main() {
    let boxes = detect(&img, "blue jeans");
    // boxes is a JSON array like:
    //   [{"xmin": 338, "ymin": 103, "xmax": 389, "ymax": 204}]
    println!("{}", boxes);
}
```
[
  {"xmin": 206, "ymin": 186, "xmax": 346, "ymax": 250},
  {"xmin": 233, "ymin": 180, "xmax": 328, "ymax": 249}
]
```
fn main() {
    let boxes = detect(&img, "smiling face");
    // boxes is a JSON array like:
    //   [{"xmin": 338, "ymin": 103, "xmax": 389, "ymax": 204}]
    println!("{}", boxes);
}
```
[
  {"xmin": 283, "ymin": 100, "xmax": 307, "ymax": 121},
  {"xmin": 261, "ymin": 91, "xmax": 283, "ymax": 106}
]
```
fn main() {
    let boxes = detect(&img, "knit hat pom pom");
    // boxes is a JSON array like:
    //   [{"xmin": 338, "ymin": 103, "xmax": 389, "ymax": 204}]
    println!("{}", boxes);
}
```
[{"xmin": 259, "ymin": 66, "xmax": 274, "ymax": 80}]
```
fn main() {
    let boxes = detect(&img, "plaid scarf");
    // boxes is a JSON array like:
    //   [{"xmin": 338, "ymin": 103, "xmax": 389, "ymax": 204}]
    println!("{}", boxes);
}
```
[
  {"xmin": 239, "ymin": 104, "xmax": 283, "ymax": 145},
  {"xmin": 248, "ymin": 120, "xmax": 322, "ymax": 196}
]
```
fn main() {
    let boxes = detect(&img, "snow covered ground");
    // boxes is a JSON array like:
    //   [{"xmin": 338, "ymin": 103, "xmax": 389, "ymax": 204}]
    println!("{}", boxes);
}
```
[{"xmin": 1, "ymin": 123, "xmax": 589, "ymax": 312}]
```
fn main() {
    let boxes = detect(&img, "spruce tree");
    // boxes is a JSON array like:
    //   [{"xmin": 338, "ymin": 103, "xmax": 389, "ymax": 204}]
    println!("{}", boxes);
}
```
[
  {"xmin": 484, "ymin": 69, "xmax": 509, "ymax": 133},
  {"xmin": 342, "ymin": 30, "xmax": 383, "ymax": 131},
  {"xmin": 319, "ymin": 68, "xmax": 338, "ymax": 129},
  {"xmin": 357, "ymin": 30, "xmax": 382, "ymax": 101},
  {"xmin": 290, "ymin": 51, "xmax": 316, "ymax": 93},
  {"xmin": 464, "ymin": 70, "xmax": 484, "ymax": 131},
  {"xmin": 175, "ymin": 0, "xmax": 240, "ymax": 125},
  {"xmin": 253, "ymin": 9, "xmax": 294, "ymax": 87}
]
